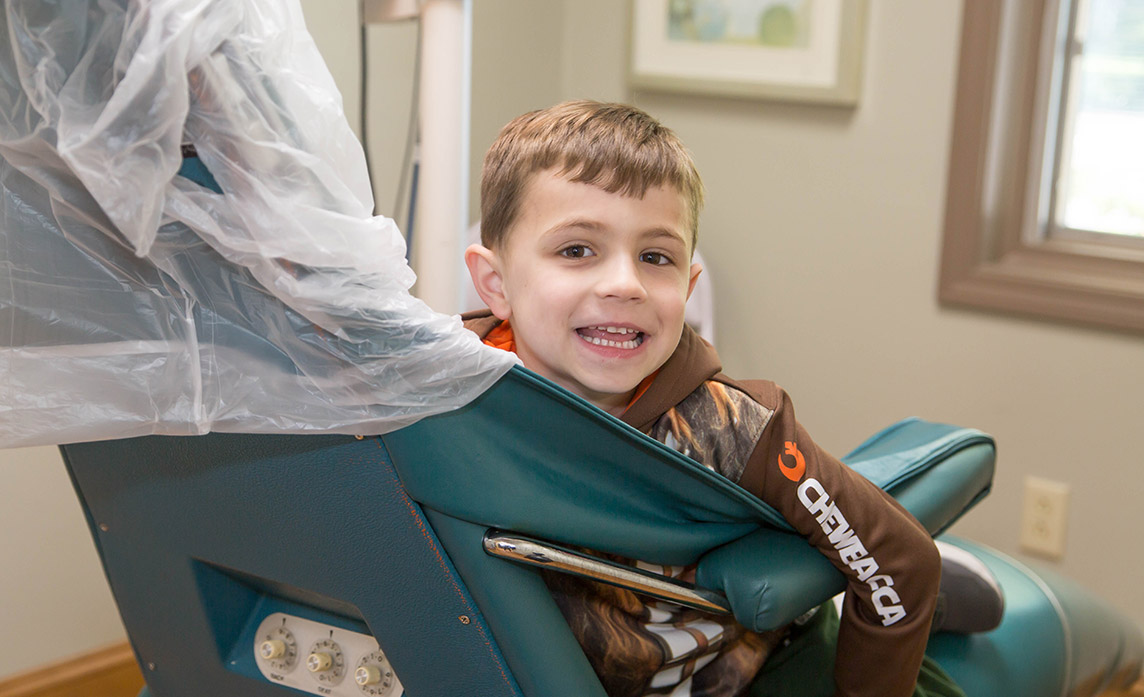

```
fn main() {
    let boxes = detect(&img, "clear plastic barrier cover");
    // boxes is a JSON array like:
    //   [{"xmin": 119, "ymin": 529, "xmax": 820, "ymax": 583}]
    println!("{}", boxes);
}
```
[{"xmin": 0, "ymin": 0, "xmax": 516, "ymax": 448}]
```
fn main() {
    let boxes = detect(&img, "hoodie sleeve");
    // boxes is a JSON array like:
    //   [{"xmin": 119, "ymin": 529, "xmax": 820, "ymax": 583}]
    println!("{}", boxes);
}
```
[{"xmin": 733, "ymin": 380, "xmax": 941, "ymax": 697}]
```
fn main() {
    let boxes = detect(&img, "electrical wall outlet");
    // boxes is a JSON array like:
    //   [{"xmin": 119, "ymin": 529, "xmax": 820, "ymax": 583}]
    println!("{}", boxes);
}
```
[{"xmin": 1019, "ymin": 476, "xmax": 1070, "ymax": 560}]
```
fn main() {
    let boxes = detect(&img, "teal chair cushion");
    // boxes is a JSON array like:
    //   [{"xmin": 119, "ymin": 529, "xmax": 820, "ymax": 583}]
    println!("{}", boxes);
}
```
[
  {"xmin": 928, "ymin": 537, "xmax": 1144, "ymax": 697},
  {"xmin": 384, "ymin": 367, "xmax": 783, "ymax": 565}
]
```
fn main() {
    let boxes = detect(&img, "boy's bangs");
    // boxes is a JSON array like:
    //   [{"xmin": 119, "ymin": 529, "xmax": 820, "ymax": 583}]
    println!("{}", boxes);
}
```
[{"xmin": 558, "ymin": 157, "xmax": 664, "ymax": 200}]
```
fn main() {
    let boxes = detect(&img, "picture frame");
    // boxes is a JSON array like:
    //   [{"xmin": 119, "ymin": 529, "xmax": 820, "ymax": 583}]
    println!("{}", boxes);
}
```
[{"xmin": 628, "ymin": 0, "xmax": 869, "ymax": 106}]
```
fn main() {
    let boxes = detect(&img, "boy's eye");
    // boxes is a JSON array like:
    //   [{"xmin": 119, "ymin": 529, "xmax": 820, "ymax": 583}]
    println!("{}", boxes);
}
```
[
  {"xmin": 640, "ymin": 252, "xmax": 672, "ymax": 266},
  {"xmin": 560, "ymin": 245, "xmax": 593, "ymax": 258}
]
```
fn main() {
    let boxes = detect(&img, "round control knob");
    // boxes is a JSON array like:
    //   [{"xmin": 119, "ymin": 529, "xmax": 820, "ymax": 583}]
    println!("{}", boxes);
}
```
[
  {"xmin": 355, "ymin": 650, "xmax": 400, "ymax": 696},
  {"xmin": 355, "ymin": 665, "xmax": 382, "ymax": 686},
  {"xmin": 306, "ymin": 638, "xmax": 346, "ymax": 685},
  {"xmin": 259, "ymin": 640, "xmax": 286, "ymax": 660},
  {"xmin": 257, "ymin": 625, "xmax": 298, "ymax": 672},
  {"xmin": 307, "ymin": 652, "xmax": 334, "ymax": 673}
]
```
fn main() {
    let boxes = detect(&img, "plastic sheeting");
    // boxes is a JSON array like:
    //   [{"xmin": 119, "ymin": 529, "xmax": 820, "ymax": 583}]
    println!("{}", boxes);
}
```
[{"xmin": 0, "ymin": 0, "xmax": 517, "ymax": 448}]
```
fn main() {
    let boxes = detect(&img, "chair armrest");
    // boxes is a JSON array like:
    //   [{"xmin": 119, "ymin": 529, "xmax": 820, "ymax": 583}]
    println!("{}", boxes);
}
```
[
  {"xmin": 696, "ymin": 527, "xmax": 840, "ymax": 632},
  {"xmin": 844, "ymin": 418, "xmax": 995, "ymax": 535}
]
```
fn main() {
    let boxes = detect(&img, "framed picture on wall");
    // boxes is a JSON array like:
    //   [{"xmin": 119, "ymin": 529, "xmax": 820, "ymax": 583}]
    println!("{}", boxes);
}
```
[{"xmin": 628, "ymin": 0, "xmax": 868, "ymax": 105}]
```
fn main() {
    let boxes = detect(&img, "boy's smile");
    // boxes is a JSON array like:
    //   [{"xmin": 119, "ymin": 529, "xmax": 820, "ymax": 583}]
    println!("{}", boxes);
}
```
[{"xmin": 467, "ymin": 169, "xmax": 702, "ymax": 415}]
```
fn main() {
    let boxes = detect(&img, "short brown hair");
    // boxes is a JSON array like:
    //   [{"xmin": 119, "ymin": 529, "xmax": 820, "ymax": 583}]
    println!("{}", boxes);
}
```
[{"xmin": 480, "ymin": 100, "xmax": 704, "ymax": 251}]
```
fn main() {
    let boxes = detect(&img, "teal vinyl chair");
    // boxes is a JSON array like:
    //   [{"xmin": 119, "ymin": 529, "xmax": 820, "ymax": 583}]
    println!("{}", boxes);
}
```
[
  {"xmin": 60, "ymin": 365, "xmax": 1144, "ymax": 697},
  {"xmin": 54, "ymin": 153, "xmax": 1143, "ymax": 697}
]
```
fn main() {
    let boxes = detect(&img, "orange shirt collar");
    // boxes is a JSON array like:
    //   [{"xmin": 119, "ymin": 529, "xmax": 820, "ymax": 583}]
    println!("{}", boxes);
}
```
[
  {"xmin": 483, "ymin": 319, "xmax": 516, "ymax": 354},
  {"xmin": 482, "ymin": 320, "xmax": 656, "ymax": 411}
]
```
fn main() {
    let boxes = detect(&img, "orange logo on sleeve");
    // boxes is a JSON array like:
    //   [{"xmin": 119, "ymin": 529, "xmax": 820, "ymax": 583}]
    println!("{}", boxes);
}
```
[{"xmin": 778, "ymin": 441, "xmax": 806, "ymax": 482}]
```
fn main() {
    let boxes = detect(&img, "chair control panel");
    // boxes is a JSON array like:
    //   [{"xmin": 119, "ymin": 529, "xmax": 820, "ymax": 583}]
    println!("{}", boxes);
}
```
[{"xmin": 253, "ymin": 612, "xmax": 403, "ymax": 697}]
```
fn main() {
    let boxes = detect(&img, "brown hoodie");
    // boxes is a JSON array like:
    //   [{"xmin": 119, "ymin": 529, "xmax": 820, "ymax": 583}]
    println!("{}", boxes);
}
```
[{"xmin": 464, "ymin": 311, "xmax": 941, "ymax": 697}]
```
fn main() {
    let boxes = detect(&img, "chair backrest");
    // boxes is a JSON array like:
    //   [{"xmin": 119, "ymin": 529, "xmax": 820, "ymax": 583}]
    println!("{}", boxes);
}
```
[
  {"xmin": 384, "ymin": 367, "xmax": 779, "ymax": 562},
  {"xmin": 61, "ymin": 432, "xmax": 524, "ymax": 697}
]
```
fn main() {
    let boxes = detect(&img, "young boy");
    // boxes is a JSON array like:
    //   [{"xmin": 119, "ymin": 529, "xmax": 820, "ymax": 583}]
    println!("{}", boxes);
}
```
[{"xmin": 463, "ymin": 100, "xmax": 960, "ymax": 697}]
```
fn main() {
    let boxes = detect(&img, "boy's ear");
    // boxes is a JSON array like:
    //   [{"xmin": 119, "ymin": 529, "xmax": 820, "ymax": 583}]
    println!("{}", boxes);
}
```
[
  {"xmin": 464, "ymin": 243, "xmax": 512, "ymax": 320},
  {"xmin": 686, "ymin": 261, "xmax": 703, "ymax": 300}
]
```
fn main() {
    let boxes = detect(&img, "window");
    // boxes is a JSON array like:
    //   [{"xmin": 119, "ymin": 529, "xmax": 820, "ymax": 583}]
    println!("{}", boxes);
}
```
[{"xmin": 939, "ymin": 0, "xmax": 1144, "ymax": 333}]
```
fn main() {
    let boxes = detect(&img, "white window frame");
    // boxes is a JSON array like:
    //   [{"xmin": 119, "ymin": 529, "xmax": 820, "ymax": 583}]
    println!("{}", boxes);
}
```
[{"xmin": 938, "ymin": 0, "xmax": 1144, "ymax": 334}]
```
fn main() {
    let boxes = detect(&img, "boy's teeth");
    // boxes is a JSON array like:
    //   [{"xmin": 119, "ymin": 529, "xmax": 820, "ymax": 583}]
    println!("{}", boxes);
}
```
[
  {"xmin": 583, "ymin": 335, "xmax": 642, "ymax": 349},
  {"xmin": 577, "ymin": 326, "xmax": 644, "ymax": 349}
]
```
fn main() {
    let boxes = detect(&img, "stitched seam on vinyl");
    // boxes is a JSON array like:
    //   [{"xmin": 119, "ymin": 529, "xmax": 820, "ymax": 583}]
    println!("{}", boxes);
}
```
[{"xmin": 376, "ymin": 440, "xmax": 517, "ymax": 693}]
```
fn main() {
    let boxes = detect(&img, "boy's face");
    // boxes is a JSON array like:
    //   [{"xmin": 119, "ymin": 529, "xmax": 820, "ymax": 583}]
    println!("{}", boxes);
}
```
[{"xmin": 467, "ymin": 169, "xmax": 702, "ymax": 415}]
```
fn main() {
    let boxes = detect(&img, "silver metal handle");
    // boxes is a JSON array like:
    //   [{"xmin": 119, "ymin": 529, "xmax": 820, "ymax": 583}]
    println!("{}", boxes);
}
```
[{"xmin": 482, "ymin": 530, "xmax": 731, "ymax": 615}]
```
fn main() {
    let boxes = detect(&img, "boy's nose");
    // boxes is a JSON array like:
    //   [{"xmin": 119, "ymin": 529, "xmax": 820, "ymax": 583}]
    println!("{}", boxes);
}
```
[{"xmin": 595, "ymin": 256, "xmax": 648, "ymax": 301}]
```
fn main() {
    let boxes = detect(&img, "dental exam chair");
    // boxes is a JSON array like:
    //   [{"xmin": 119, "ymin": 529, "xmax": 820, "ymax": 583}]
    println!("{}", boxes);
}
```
[{"xmin": 59, "ymin": 366, "xmax": 1144, "ymax": 697}]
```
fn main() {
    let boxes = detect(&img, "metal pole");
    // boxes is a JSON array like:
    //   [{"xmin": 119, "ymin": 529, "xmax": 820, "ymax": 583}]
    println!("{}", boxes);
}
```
[{"xmin": 411, "ymin": 0, "xmax": 470, "ymax": 313}]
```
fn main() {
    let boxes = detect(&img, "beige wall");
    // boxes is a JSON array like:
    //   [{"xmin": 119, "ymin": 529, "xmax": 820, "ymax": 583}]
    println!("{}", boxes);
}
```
[
  {"xmin": 4, "ymin": 0, "xmax": 1142, "ymax": 681},
  {"xmin": 0, "ymin": 446, "xmax": 125, "ymax": 675}
]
